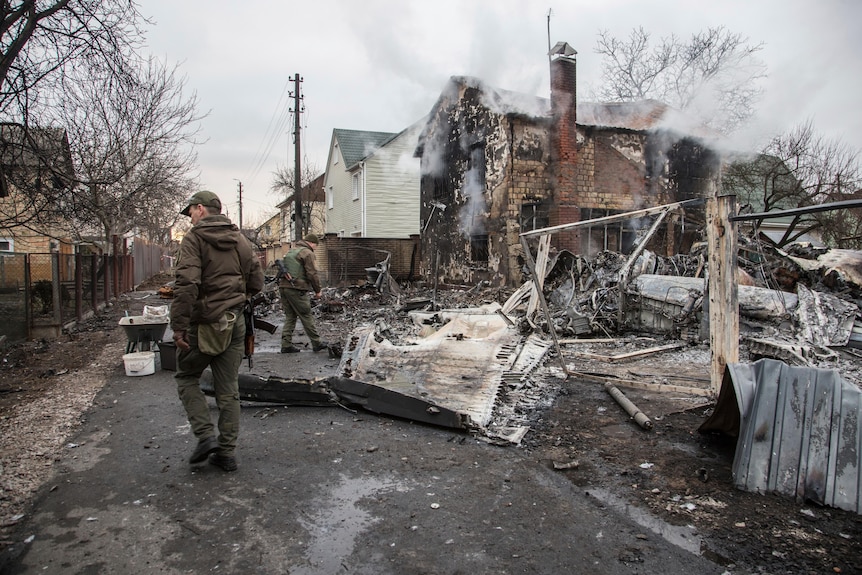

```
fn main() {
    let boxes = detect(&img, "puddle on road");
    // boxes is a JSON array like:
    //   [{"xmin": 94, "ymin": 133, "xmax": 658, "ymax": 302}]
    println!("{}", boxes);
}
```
[
  {"xmin": 294, "ymin": 474, "xmax": 408, "ymax": 574},
  {"xmin": 587, "ymin": 488, "xmax": 703, "ymax": 555}
]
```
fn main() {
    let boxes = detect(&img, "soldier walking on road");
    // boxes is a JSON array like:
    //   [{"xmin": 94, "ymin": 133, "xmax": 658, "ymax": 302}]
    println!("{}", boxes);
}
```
[
  {"xmin": 170, "ymin": 191, "xmax": 264, "ymax": 472},
  {"xmin": 279, "ymin": 233, "xmax": 328, "ymax": 353}
]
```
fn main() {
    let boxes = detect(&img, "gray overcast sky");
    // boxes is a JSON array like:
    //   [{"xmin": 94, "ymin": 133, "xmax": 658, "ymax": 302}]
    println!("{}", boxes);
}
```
[{"xmin": 139, "ymin": 0, "xmax": 862, "ymax": 224}]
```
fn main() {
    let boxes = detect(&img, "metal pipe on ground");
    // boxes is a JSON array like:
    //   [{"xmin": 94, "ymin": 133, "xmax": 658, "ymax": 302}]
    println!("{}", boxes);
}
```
[{"xmin": 604, "ymin": 383, "xmax": 653, "ymax": 430}]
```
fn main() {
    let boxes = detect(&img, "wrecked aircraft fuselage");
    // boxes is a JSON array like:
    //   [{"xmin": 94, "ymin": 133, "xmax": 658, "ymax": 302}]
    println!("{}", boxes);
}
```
[{"xmin": 204, "ymin": 304, "xmax": 552, "ymax": 445}]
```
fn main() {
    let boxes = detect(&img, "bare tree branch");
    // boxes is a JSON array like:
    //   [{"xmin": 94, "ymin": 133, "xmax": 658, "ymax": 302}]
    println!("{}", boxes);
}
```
[
  {"xmin": 725, "ymin": 120, "xmax": 862, "ymax": 248},
  {"xmin": 54, "ymin": 56, "xmax": 203, "ymax": 249},
  {"xmin": 0, "ymin": 1, "xmax": 156, "ymax": 239},
  {"xmin": 271, "ymin": 159, "xmax": 322, "ymax": 238},
  {"xmin": 593, "ymin": 26, "xmax": 766, "ymax": 134}
]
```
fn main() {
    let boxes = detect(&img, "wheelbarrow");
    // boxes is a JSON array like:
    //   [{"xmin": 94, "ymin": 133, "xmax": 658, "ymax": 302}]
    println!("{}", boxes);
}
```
[{"xmin": 119, "ymin": 316, "xmax": 169, "ymax": 354}]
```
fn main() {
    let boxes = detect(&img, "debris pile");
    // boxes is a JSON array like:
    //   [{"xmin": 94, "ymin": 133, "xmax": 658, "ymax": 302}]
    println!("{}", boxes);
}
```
[{"xmin": 521, "ymin": 239, "xmax": 862, "ymax": 380}]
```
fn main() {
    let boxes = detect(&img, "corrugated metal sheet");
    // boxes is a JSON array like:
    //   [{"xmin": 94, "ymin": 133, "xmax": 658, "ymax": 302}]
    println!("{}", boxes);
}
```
[{"xmin": 703, "ymin": 359, "xmax": 862, "ymax": 514}]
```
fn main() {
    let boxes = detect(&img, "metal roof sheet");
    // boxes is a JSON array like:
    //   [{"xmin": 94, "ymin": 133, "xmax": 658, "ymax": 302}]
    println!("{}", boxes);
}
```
[{"xmin": 702, "ymin": 359, "xmax": 862, "ymax": 514}]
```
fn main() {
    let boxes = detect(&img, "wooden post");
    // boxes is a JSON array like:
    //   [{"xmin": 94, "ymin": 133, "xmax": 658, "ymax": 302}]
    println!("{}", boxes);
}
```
[
  {"xmin": 520, "ymin": 235, "xmax": 568, "ymax": 376},
  {"xmin": 75, "ymin": 252, "xmax": 83, "ymax": 321},
  {"xmin": 112, "ymin": 235, "xmax": 120, "ymax": 298},
  {"xmin": 103, "ymin": 254, "xmax": 111, "ymax": 304},
  {"xmin": 51, "ymin": 253, "xmax": 61, "ymax": 325},
  {"xmin": 24, "ymin": 255, "xmax": 32, "ymax": 340},
  {"xmin": 706, "ymin": 194, "xmax": 738, "ymax": 395},
  {"xmin": 90, "ymin": 254, "xmax": 98, "ymax": 312}
]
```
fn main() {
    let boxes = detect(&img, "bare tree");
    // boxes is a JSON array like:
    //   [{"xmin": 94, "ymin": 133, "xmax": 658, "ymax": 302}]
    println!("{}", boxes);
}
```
[
  {"xmin": 0, "ymin": 1, "xmax": 151, "ymax": 236},
  {"xmin": 55, "ymin": 57, "xmax": 202, "ymax": 250},
  {"xmin": 724, "ymin": 121, "xmax": 862, "ymax": 247},
  {"xmin": 271, "ymin": 159, "xmax": 323, "ymax": 238},
  {"xmin": 0, "ymin": 1, "xmax": 144, "ymax": 120},
  {"xmin": 593, "ymin": 26, "xmax": 766, "ymax": 134}
]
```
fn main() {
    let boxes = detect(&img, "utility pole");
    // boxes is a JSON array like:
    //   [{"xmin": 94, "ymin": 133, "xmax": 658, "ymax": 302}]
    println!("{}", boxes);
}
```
[
  {"xmin": 235, "ymin": 179, "xmax": 243, "ymax": 231},
  {"xmin": 290, "ymin": 73, "xmax": 304, "ymax": 241}
]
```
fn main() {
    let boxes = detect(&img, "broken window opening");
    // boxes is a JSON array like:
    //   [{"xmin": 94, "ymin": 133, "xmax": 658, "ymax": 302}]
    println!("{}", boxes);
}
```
[
  {"xmin": 464, "ymin": 145, "xmax": 486, "ymax": 200},
  {"xmin": 432, "ymin": 176, "xmax": 451, "ymax": 201},
  {"xmin": 471, "ymin": 234, "xmax": 489, "ymax": 263},
  {"xmin": 581, "ymin": 208, "xmax": 648, "ymax": 257},
  {"xmin": 468, "ymin": 145, "xmax": 485, "ymax": 173},
  {"xmin": 521, "ymin": 202, "xmax": 550, "ymax": 232}
]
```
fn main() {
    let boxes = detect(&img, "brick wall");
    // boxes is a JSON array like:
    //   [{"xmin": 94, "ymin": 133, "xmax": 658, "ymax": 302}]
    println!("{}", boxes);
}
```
[
  {"xmin": 499, "ymin": 122, "xmax": 552, "ymax": 285},
  {"xmin": 591, "ymin": 137, "xmax": 647, "ymax": 210},
  {"xmin": 549, "ymin": 55, "xmax": 579, "ymax": 253}
]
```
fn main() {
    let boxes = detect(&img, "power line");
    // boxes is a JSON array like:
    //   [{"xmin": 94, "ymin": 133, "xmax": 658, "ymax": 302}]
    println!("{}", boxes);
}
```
[
  {"xmin": 246, "ymin": 77, "xmax": 290, "ymax": 178},
  {"xmin": 246, "ymin": 77, "xmax": 293, "ymax": 182},
  {"xmin": 248, "ymin": 107, "xmax": 293, "ymax": 184}
]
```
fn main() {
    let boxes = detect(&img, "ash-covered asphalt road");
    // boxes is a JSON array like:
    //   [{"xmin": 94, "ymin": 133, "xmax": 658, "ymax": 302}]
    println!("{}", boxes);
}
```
[{"xmin": 1, "ymin": 339, "xmax": 724, "ymax": 574}]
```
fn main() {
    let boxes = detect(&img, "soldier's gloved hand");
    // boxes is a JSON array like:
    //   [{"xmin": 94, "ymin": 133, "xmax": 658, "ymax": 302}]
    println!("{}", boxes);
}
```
[{"xmin": 173, "ymin": 329, "xmax": 190, "ymax": 352}]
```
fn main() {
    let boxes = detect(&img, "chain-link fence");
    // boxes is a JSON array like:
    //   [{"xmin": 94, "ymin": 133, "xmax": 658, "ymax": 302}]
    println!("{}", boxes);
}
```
[
  {"xmin": 0, "ymin": 254, "xmax": 27, "ymax": 342},
  {"xmin": 0, "ymin": 251, "xmax": 157, "ymax": 344}
]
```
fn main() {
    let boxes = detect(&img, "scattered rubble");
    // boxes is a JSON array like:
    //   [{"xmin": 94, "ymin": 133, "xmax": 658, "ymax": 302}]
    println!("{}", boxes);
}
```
[{"xmin": 1, "ymin": 266, "xmax": 860, "ymax": 572}]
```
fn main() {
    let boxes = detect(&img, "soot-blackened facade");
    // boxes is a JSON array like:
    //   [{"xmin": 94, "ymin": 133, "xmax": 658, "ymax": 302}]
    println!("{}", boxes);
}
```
[{"xmin": 415, "ymin": 47, "xmax": 715, "ymax": 287}]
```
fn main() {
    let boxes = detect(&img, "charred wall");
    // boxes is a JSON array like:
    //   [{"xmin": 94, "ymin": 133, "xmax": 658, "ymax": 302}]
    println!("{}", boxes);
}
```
[
  {"xmin": 582, "ymin": 130, "xmax": 654, "ymax": 210},
  {"xmin": 418, "ymin": 80, "xmax": 553, "ymax": 287},
  {"xmin": 416, "ymin": 76, "xmax": 719, "ymax": 287}
]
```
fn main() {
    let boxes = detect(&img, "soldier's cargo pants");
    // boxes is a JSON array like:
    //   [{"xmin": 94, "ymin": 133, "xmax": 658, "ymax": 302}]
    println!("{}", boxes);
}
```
[
  {"xmin": 175, "ymin": 315, "xmax": 245, "ymax": 455},
  {"xmin": 279, "ymin": 286, "xmax": 321, "ymax": 348}
]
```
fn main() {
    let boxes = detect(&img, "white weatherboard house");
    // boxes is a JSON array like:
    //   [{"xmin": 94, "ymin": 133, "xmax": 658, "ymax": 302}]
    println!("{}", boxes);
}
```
[{"xmin": 323, "ymin": 120, "xmax": 424, "ymax": 239}]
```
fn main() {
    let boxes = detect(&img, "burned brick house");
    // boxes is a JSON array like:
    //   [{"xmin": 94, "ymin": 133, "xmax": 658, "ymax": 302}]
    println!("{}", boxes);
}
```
[{"xmin": 415, "ymin": 43, "xmax": 719, "ymax": 287}]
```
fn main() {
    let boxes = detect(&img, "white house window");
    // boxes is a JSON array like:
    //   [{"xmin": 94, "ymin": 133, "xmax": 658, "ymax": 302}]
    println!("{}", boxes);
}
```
[
  {"xmin": 327, "ymin": 186, "xmax": 333, "ymax": 209},
  {"xmin": 0, "ymin": 239, "xmax": 12, "ymax": 252},
  {"xmin": 352, "ymin": 173, "xmax": 360, "ymax": 201}
]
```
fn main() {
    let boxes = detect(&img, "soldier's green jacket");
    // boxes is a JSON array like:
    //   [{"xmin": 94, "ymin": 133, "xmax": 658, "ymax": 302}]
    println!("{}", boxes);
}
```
[
  {"xmin": 171, "ymin": 214, "xmax": 264, "ymax": 332},
  {"xmin": 279, "ymin": 239, "xmax": 321, "ymax": 293}
]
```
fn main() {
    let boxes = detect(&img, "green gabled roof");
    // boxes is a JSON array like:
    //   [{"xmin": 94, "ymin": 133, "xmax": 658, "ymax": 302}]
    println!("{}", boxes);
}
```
[{"xmin": 333, "ymin": 129, "xmax": 397, "ymax": 169}]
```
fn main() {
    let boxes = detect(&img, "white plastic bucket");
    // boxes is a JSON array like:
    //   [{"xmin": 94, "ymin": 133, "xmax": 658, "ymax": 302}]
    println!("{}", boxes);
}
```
[{"xmin": 123, "ymin": 351, "xmax": 156, "ymax": 376}]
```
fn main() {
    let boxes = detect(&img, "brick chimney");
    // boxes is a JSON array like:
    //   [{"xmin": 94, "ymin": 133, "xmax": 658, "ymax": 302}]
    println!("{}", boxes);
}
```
[{"xmin": 549, "ymin": 42, "xmax": 579, "ymax": 253}]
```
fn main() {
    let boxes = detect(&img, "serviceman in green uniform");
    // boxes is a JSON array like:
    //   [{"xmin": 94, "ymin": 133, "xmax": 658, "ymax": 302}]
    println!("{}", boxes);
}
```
[
  {"xmin": 279, "ymin": 233, "xmax": 328, "ymax": 353},
  {"xmin": 171, "ymin": 191, "xmax": 264, "ymax": 472}
]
